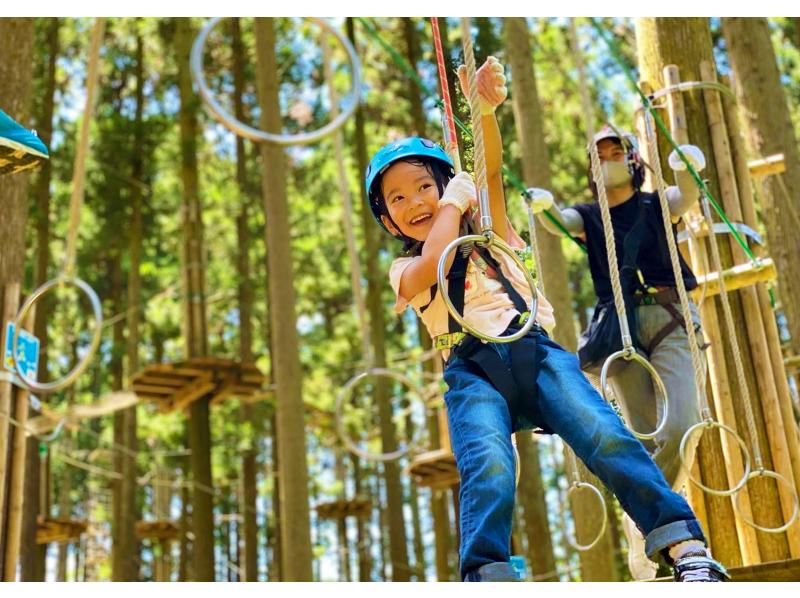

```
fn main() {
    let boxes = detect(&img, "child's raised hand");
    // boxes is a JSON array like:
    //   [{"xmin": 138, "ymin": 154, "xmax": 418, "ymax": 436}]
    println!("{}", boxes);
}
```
[
  {"xmin": 439, "ymin": 171, "xmax": 477, "ymax": 215},
  {"xmin": 457, "ymin": 56, "xmax": 508, "ymax": 115}
]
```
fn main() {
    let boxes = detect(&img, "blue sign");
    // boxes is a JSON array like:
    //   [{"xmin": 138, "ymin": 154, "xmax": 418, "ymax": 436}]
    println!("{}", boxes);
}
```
[{"xmin": 4, "ymin": 321, "xmax": 39, "ymax": 381}]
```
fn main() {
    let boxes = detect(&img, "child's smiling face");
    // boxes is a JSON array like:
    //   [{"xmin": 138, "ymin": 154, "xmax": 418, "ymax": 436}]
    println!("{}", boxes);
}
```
[{"xmin": 380, "ymin": 160, "xmax": 441, "ymax": 242}]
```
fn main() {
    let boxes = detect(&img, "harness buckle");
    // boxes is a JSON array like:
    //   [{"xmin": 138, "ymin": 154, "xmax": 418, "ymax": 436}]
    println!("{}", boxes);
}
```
[{"xmin": 434, "ymin": 332, "xmax": 466, "ymax": 351}]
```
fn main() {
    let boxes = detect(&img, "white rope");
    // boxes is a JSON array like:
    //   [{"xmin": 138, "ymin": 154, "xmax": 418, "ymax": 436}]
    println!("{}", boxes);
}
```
[
  {"xmin": 641, "ymin": 110, "xmax": 709, "ymax": 416},
  {"xmin": 698, "ymin": 196, "xmax": 762, "ymax": 465},
  {"xmin": 64, "ymin": 18, "xmax": 105, "ymax": 277},
  {"xmin": 569, "ymin": 19, "xmax": 632, "ymax": 349}
]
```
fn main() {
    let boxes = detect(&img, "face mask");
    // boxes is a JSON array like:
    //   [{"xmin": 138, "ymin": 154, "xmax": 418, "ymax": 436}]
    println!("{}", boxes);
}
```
[{"xmin": 601, "ymin": 160, "xmax": 632, "ymax": 188}]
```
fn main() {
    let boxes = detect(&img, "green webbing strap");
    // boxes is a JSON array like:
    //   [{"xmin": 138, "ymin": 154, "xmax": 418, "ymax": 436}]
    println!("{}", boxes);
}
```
[
  {"xmin": 356, "ymin": 17, "xmax": 587, "ymax": 254},
  {"xmin": 587, "ymin": 18, "xmax": 757, "ymax": 265}
]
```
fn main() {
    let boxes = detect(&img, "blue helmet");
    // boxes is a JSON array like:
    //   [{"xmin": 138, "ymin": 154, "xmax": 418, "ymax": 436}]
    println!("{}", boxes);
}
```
[{"xmin": 365, "ymin": 137, "xmax": 455, "ymax": 233}]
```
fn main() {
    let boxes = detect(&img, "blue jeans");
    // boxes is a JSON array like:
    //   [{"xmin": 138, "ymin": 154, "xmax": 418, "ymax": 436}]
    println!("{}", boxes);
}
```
[{"xmin": 443, "ymin": 330, "xmax": 705, "ymax": 582}]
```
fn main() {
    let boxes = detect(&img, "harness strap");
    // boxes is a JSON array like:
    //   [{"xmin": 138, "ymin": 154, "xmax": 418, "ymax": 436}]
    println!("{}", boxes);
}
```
[{"xmin": 644, "ymin": 302, "xmax": 708, "ymax": 355}]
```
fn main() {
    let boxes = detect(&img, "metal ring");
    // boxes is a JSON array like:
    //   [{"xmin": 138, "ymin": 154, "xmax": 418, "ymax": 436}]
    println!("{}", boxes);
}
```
[
  {"xmin": 565, "ymin": 481, "xmax": 608, "ymax": 551},
  {"xmin": 191, "ymin": 17, "xmax": 362, "ymax": 146},
  {"xmin": 436, "ymin": 234, "xmax": 538, "ymax": 344},
  {"xmin": 634, "ymin": 81, "xmax": 735, "ymax": 114},
  {"xmin": 511, "ymin": 434, "xmax": 521, "ymax": 489},
  {"xmin": 335, "ymin": 367, "xmax": 427, "ymax": 462},
  {"xmin": 12, "ymin": 275, "xmax": 103, "ymax": 394},
  {"xmin": 600, "ymin": 349, "xmax": 669, "ymax": 440},
  {"xmin": 679, "ymin": 419, "xmax": 751, "ymax": 497},
  {"xmin": 732, "ymin": 468, "xmax": 800, "ymax": 534}
]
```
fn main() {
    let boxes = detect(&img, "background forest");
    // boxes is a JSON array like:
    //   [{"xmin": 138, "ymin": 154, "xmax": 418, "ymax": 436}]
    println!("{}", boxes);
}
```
[{"xmin": 1, "ymin": 16, "xmax": 800, "ymax": 582}]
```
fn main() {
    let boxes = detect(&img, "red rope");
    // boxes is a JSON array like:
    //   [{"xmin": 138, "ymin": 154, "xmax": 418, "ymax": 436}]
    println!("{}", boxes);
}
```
[{"xmin": 430, "ymin": 17, "xmax": 460, "ymax": 169}]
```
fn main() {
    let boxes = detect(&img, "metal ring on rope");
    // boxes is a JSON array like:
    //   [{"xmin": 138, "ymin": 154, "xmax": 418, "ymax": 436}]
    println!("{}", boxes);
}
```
[
  {"xmin": 335, "ymin": 368, "xmax": 427, "ymax": 462},
  {"xmin": 436, "ymin": 234, "xmax": 538, "ymax": 344},
  {"xmin": 731, "ymin": 468, "xmax": 800, "ymax": 534},
  {"xmin": 510, "ymin": 434, "xmax": 522, "ymax": 489},
  {"xmin": 12, "ymin": 275, "xmax": 103, "ymax": 394},
  {"xmin": 191, "ymin": 17, "xmax": 362, "ymax": 146},
  {"xmin": 564, "ymin": 481, "xmax": 608, "ymax": 551},
  {"xmin": 633, "ymin": 80, "xmax": 734, "ymax": 113},
  {"xmin": 679, "ymin": 418, "xmax": 751, "ymax": 496},
  {"xmin": 599, "ymin": 349, "xmax": 669, "ymax": 440}
]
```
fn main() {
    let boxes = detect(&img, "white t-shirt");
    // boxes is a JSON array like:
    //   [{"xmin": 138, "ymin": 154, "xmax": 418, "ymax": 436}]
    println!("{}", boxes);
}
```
[{"xmin": 389, "ymin": 244, "xmax": 556, "ymax": 358}]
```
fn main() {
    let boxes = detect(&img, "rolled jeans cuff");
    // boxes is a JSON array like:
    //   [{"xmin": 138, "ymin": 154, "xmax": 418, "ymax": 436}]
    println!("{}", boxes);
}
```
[{"xmin": 644, "ymin": 518, "xmax": 706, "ymax": 563}]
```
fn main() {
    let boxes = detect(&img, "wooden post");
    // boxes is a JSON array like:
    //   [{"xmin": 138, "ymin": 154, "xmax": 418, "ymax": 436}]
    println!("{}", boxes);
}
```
[
  {"xmin": 700, "ymin": 60, "xmax": 800, "ymax": 557},
  {"xmin": 0, "ymin": 283, "xmax": 21, "ymax": 569},
  {"xmin": 722, "ymin": 75, "xmax": 800, "ymax": 505},
  {"xmin": 3, "ymin": 305, "xmax": 36, "ymax": 580},
  {"xmin": 656, "ymin": 63, "xmax": 748, "ymax": 566}
]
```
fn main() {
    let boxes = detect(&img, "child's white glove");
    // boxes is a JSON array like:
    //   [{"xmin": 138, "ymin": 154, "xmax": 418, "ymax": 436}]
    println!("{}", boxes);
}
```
[
  {"xmin": 458, "ymin": 56, "xmax": 507, "ymax": 115},
  {"xmin": 439, "ymin": 172, "xmax": 477, "ymax": 215},
  {"xmin": 524, "ymin": 188, "xmax": 554, "ymax": 214},
  {"xmin": 668, "ymin": 144, "xmax": 706, "ymax": 173}
]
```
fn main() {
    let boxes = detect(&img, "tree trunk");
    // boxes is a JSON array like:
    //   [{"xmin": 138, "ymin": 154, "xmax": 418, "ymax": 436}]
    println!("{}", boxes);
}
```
[
  {"xmin": 334, "ymin": 451, "xmax": 352, "ymax": 581},
  {"xmin": 19, "ymin": 17, "xmax": 59, "ymax": 583},
  {"xmin": 268, "ymin": 413, "xmax": 282, "ymax": 580},
  {"xmin": 514, "ymin": 433, "xmax": 557, "ymax": 580},
  {"xmin": 722, "ymin": 18, "xmax": 800, "ymax": 357},
  {"xmin": 111, "ymin": 25, "xmax": 145, "ymax": 582},
  {"xmin": 402, "ymin": 18, "xmax": 427, "ymax": 137},
  {"xmin": 504, "ymin": 16, "xmax": 617, "ymax": 580},
  {"xmin": 231, "ymin": 18, "xmax": 260, "ymax": 582},
  {"xmin": 252, "ymin": 19, "xmax": 314, "ymax": 580},
  {"xmin": 110, "ymin": 243, "xmax": 126, "ymax": 577},
  {"xmin": 347, "ymin": 17, "xmax": 411, "ymax": 581},
  {"xmin": 178, "ymin": 460, "xmax": 191, "ymax": 581},
  {"xmin": 175, "ymin": 17, "xmax": 215, "ymax": 580},
  {"xmin": 635, "ymin": 17, "xmax": 798, "ymax": 565},
  {"xmin": 0, "ymin": 19, "xmax": 35, "ymax": 575},
  {"xmin": 350, "ymin": 453, "xmax": 372, "ymax": 581},
  {"xmin": 406, "ymin": 416, "xmax": 426, "ymax": 580}
]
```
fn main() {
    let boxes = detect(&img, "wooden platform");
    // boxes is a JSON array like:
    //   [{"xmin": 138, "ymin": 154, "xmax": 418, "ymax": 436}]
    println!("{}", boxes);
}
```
[
  {"xmin": 653, "ymin": 557, "xmax": 800, "ymax": 582},
  {"xmin": 131, "ymin": 357, "xmax": 265, "ymax": 413},
  {"xmin": 136, "ymin": 519, "xmax": 179, "ymax": 541},
  {"xmin": 407, "ymin": 448, "xmax": 459, "ymax": 490},
  {"xmin": 36, "ymin": 517, "xmax": 88, "ymax": 544},
  {"xmin": 692, "ymin": 258, "xmax": 776, "ymax": 300},
  {"xmin": 315, "ymin": 497, "xmax": 372, "ymax": 520}
]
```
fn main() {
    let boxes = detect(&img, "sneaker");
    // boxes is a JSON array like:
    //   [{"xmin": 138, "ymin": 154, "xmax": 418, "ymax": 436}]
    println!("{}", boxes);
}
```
[
  {"xmin": 0, "ymin": 108, "xmax": 49, "ymax": 176},
  {"xmin": 622, "ymin": 513, "xmax": 658, "ymax": 580},
  {"xmin": 672, "ymin": 551, "xmax": 730, "ymax": 582}
]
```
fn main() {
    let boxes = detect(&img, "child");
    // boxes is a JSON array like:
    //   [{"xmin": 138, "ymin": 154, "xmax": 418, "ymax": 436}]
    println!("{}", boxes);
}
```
[
  {"xmin": 535, "ymin": 125, "xmax": 709, "ymax": 579},
  {"xmin": 0, "ymin": 107, "xmax": 49, "ymax": 176},
  {"xmin": 364, "ymin": 59, "xmax": 727, "ymax": 582}
]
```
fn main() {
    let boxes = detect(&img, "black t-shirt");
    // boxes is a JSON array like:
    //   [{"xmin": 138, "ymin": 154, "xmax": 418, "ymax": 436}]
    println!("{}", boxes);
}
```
[{"xmin": 573, "ymin": 191, "xmax": 697, "ymax": 305}]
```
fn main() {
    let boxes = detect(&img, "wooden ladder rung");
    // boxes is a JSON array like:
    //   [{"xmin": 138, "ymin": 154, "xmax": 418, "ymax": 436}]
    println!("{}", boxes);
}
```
[{"xmin": 692, "ymin": 258, "xmax": 776, "ymax": 299}]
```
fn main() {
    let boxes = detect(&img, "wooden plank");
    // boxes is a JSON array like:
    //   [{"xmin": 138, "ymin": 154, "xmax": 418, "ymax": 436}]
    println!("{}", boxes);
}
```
[
  {"xmin": 131, "ymin": 384, "xmax": 176, "ymax": 396},
  {"xmin": 785, "ymin": 355, "xmax": 800, "ymax": 370},
  {"xmin": 653, "ymin": 557, "xmax": 800, "ymax": 582},
  {"xmin": 316, "ymin": 498, "xmax": 371, "ymax": 520},
  {"xmin": 691, "ymin": 258, "xmax": 776, "ymax": 299},
  {"xmin": 407, "ymin": 448, "xmax": 459, "ymax": 489},
  {"xmin": 171, "ymin": 380, "xmax": 215, "ymax": 413},
  {"xmin": 140, "ymin": 364, "xmax": 206, "ymax": 378},
  {"xmin": 748, "ymin": 153, "xmax": 785, "ymax": 179},
  {"xmin": 136, "ymin": 520, "xmax": 179, "ymax": 541},
  {"xmin": 36, "ymin": 517, "xmax": 88, "ymax": 544},
  {"xmin": 135, "ymin": 375, "xmax": 187, "ymax": 388}
]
